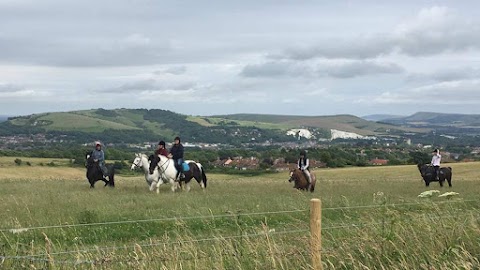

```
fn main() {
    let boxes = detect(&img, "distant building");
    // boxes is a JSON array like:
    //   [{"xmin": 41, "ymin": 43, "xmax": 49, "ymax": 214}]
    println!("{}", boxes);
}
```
[{"xmin": 369, "ymin": 158, "xmax": 389, "ymax": 166}]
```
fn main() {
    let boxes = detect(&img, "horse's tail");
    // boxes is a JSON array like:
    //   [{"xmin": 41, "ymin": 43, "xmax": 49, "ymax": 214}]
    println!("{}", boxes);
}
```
[
  {"xmin": 197, "ymin": 162, "xmax": 207, "ymax": 188},
  {"xmin": 108, "ymin": 168, "xmax": 115, "ymax": 187}
]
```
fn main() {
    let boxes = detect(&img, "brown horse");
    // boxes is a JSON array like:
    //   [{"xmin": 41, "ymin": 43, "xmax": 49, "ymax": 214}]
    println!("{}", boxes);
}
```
[{"xmin": 288, "ymin": 168, "xmax": 316, "ymax": 192}]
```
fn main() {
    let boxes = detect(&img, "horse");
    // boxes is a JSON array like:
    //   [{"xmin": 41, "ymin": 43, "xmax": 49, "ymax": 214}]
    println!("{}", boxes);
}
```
[
  {"xmin": 85, "ymin": 151, "xmax": 115, "ymax": 188},
  {"xmin": 148, "ymin": 154, "xmax": 207, "ymax": 192},
  {"xmin": 130, "ymin": 153, "xmax": 178, "ymax": 193},
  {"xmin": 288, "ymin": 168, "xmax": 316, "ymax": 192},
  {"xmin": 417, "ymin": 164, "xmax": 452, "ymax": 187}
]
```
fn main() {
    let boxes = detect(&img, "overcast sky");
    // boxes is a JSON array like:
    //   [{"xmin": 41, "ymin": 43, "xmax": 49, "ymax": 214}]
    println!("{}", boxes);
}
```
[{"xmin": 1, "ymin": 0, "xmax": 479, "ymax": 117}]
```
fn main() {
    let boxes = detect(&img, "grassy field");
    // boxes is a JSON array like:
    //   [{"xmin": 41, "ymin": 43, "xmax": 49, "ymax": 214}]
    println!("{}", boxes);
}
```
[{"xmin": 0, "ymin": 161, "xmax": 479, "ymax": 269}]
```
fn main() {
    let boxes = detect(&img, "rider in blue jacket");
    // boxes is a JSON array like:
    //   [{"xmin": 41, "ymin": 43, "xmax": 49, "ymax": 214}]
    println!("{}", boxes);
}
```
[{"xmin": 92, "ymin": 141, "xmax": 108, "ymax": 177}]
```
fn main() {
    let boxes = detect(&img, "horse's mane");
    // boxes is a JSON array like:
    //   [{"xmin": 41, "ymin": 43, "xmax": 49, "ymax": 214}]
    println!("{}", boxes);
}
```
[{"xmin": 291, "ymin": 168, "xmax": 306, "ymax": 180}]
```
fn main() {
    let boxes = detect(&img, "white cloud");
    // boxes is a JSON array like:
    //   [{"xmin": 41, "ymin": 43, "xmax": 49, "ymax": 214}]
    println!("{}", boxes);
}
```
[{"xmin": 363, "ymin": 79, "xmax": 480, "ymax": 105}]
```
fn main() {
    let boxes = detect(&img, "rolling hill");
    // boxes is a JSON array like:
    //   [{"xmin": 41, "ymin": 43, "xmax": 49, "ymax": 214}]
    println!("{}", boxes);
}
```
[
  {"xmin": 0, "ymin": 115, "xmax": 11, "ymax": 122},
  {"xmin": 213, "ymin": 113, "xmax": 425, "ymax": 136},
  {"xmin": 1, "ymin": 108, "xmax": 427, "ymax": 144},
  {"xmin": 382, "ymin": 112, "xmax": 480, "ymax": 128}
]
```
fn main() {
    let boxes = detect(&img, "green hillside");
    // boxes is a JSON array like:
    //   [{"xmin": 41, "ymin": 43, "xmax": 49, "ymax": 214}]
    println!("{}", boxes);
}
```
[
  {"xmin": 213, "ymin": 113, "xmax": 426, "ymax": 135},
  {"xmin": 383, "ymin": 112, "xmax": 480, "ymax": 128},
  {"xmin": 1, "ymin": 108, "xmax": 428, "ymax": 143}
]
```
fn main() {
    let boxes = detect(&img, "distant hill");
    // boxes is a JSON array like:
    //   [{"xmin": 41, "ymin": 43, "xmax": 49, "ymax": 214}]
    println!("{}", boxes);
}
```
[
  {"xmin": 213, "ymin": 113, "xmax": 423, "ymax": 136},
  {"xmin": 0, "ymin": 115, "xmax": 10, "ymax": 122},
  {"xmin": 362, "ymin": 114, "xmax": 405, "ymax": 122},
  {"xmin": 0, "ymin": 109, "xmax": 426, "ymax": 144},
  {"xmin": 382, "ymin": 112, "xmax": 480, "ymax": 127}
]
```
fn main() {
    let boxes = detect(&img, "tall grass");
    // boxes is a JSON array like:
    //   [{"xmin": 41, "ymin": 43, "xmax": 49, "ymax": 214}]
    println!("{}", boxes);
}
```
[{"xmin": 0, "ymin": 162, "xmax": 479, "ymax": 269}]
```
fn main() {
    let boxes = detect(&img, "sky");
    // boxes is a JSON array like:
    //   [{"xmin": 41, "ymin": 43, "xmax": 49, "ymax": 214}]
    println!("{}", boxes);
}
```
[{"xmin": 1, "ymin": 0, "xmax": 479, "ymax": 117}]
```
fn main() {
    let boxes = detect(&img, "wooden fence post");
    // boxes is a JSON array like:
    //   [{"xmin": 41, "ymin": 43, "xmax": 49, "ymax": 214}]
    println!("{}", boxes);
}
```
[{"xmin": 310, "ymin": 198, "xmax": 322, "ymax": 270}]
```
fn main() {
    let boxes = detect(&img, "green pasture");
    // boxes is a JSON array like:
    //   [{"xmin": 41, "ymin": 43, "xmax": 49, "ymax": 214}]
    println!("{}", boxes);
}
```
[{"xmin": 0, "ymin": 161, "xmax": 479, "ymax": 269}]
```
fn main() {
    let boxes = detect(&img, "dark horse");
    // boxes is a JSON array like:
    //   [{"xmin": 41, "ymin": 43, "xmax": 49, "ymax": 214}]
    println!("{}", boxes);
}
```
[
  {"xmin": 417, "ymin": 164, "xmax": 452, "ymax": 187},
  {"xmin": 85, "ymin": 151, "xmax": 115, "ymax": 188},
  {"xmin": 148, "ymin": 155, "xmax": 207, "ymax": 191},
  {"xmin": 288, "ymin": 168, "xmax": 316, "ymax": 192}
]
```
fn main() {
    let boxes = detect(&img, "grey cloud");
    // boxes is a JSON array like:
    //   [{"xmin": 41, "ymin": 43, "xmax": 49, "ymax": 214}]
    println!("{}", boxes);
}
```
[
  {"xmin": 153, "ymin": 66, "xmax": 187, "ymax": 75},
  {"xmin": 275, "ymin": 37, "xmax": 394, "ymax": 60},
  {"xmin": 0, "ymin": 83, "xmax": 24, "ymax": 93},
  {"xmin": 431, "ymin": 68, "xmax": 480, "ymax": 81},
  {"xmin": 408, "ymin": 67, "xmax": 480, "ymax": 82},
  {"xmin": 100, "ymin": 79, "xmax": 195, "ymax": 93},
  {"xmin": 275, "ymin": 6, "xmax": 480, "ymax": 60},
  {"xmin": 319, "ymin": 61, "xmax": 404, "ymax": 78},
  {"xmin": 365, "ymin": 79, "xmax": 480, "ymax": 105},
  {"xmin": 240, "ymin": 62, "xmax": 306, "ymax": 77},
  {"xmin": 240, "ymin": 60, "xmax": 404, "ymax": 79},
  {"xmin": 0, "ymin": 34, "xmax": 172, "ymax": 67}
]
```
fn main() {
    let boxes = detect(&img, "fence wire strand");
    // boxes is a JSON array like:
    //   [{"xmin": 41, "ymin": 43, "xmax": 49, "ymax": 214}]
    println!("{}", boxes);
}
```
[
  {"xmin": 0, "ymin": 228, "xmax": 309, "ymax": 263},
  {"xmin": 2, "ymin": 199, "xmax": 477, "ymax": 233}
]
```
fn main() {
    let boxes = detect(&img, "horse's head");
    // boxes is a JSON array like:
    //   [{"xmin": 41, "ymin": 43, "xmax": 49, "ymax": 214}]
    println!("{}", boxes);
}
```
[
  {"xmin": 417, "ymin": 164, "xmax": 433, "ymax": 182},
  {"xmin": 418, "ymin": 164, "xmax": 430, "ymax": 175},
  {"xmin": 288, "ymin": 168, "xmax": 297, "ymax": 182},
  {"xmin": 148, "ymin": 154, "xmax": 159, "ymax": 175},
  {"xmin": 131, "ymin": 153, "xmax": 143, "ymax": 170},
  {"xmin": 85, "ymin": 151, "xmax": 94, "ymax": 167}
]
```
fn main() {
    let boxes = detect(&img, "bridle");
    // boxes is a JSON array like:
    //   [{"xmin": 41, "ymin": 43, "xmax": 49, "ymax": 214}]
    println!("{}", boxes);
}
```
[
  {"xmin": 155, "ymin": 157, "xmax": 172, "ymax": 173},
  {"xmin": 132, "ymin": 156, "xmax": 143, "ymax": 168}
]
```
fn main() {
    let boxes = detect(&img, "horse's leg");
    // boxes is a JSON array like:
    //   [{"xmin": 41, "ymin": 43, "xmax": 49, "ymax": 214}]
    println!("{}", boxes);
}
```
[
  {"xmin": 156, "ymin": 179, "xmax": 165, "ymax": 194},
  {"xmin": 149, "ymin": 181, "xmax": 157, "ymax": 192},
  {"xmin": 169, "ymin": 178, "xmax": 177, "ymax": 192}
]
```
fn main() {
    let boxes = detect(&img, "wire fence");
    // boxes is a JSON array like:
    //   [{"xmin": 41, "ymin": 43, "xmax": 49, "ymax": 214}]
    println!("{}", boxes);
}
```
[
  {"xmin": 1, "ymin": 199, "xmax": 479, "ymax": 266},
  {"xmin": 1, "ymin": 199, "xmax": 477, "ymax": 233}
]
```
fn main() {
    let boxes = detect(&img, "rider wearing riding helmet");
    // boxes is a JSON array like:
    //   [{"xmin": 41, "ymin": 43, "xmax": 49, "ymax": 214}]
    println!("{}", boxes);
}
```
[
  {"xmin": 147, "ymin": 141, "xmax": 170, "ymax": 175},
  {"xmin": 168, "ymin": 136, "xmax": 185, "ymax": 180},
  {"xmin": 92, "ymin": 141, "xmax": 108, "ymax": 177},
  {"xmin": 155, "ymin": 141, "xmax": 169, "ymax": 157},
  {"xmin": 297, "ymin": 150, "xmax": 312, "ymax": 184}
]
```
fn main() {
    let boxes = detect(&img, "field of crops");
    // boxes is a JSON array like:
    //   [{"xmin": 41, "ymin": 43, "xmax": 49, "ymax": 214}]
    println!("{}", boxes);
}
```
[{"xmin": 0, "ymin": 160, "xmax": 479, "ymax": 269}]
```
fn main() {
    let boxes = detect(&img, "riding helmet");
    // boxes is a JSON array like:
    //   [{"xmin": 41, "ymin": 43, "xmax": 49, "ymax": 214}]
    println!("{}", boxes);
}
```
[
  {"xmin": 158, "ymin": 140, "xmax": 166, "ymax": 146},
  {"xmin": 95, "ymin": 141, "xmax": 101, "ymax": 146}
]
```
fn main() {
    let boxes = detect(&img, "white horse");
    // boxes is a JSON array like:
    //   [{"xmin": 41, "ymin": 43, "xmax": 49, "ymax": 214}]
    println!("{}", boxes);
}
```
[
  {"xmin": 130, "ymin": 153, "xmax": 178, "ymax": 193},
  {"xmin": 150, "ymin": 154, "xmax": 207, "ymax": 192}
]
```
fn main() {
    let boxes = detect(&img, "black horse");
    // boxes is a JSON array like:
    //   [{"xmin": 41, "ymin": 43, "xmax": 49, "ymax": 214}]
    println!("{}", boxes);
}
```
[
  {"xmin": 85, "ymin": 151, "xmax": 115, "ymax": 188},
  {"xmin": 417, "ymin": 164, "xmax": 452, "ymax": 187}
]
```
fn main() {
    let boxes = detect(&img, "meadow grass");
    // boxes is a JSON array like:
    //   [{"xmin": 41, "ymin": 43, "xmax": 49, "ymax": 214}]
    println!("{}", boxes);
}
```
[{"xmin": 0, "ymin": 161, "xmax": 479, "ymax": 269}]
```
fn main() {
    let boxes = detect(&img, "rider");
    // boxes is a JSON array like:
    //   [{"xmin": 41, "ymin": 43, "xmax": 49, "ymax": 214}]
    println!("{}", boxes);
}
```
[
  {"xmin": 92, "ymin": 141, "xmax": 108, "ymax": 177},
  {"xmin": 431, "ymin": 148, "xmax": 441, "ymax": 181},
  {"xmin": 297, "ymin": 150, "xmax": 312, "ymax": 185},
  {"xmin": 149, "ymin": 141, "xmax": 170, "ymax": 175},
  {"xmin": 155, "ymin": 140, "xmax": 169, "ymax": 157},
  {"xmin": 168, "ymin": 136, "xmax": 185, "ymax": 180}
]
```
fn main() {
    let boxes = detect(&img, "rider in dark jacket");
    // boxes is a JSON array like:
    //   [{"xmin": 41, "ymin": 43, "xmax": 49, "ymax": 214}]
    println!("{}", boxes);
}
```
[
  {"xmin": 297, "ymin": 150, "xmax": 311, "ymax": 184},
  {"xmin": 168, "ymin": 136, "xmax": 184, "ymax": 180}
]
